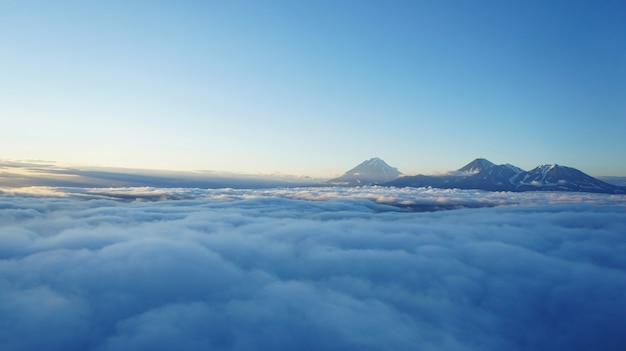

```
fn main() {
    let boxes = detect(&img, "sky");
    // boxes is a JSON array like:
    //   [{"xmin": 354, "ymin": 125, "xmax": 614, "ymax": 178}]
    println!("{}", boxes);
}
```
[
  {"xmin": 1, "ymin": 0, "xmax": 625, "ymax": 177},
  {"xmin": 1, "ymin": 186, "xmax": 625, "ymax": 350}
]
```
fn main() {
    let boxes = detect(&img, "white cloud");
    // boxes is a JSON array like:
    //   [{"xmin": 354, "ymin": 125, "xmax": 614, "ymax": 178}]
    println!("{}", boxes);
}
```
[
  {"xmin": 4, "ymin": 185, "xmax": 624, "ymax": 207},
  {"xmin": 0, "ymin": 187, "xmax": 625, "ymax": 350}
]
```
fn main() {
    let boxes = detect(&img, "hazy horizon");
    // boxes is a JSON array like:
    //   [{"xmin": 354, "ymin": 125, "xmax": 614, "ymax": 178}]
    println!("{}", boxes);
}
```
[{"xmin": 3, "ymin": 156, "xmax": 626, "ymax": 181}]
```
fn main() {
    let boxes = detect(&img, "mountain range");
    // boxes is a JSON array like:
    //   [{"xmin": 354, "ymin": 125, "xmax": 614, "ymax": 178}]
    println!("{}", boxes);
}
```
[
  {"xmin": 2, "ymin": 158, "xmax": 625, "ymax": 194},
  {"xmin": 329, "ymin": 158, "xmax": 626, "ymax": 194}
]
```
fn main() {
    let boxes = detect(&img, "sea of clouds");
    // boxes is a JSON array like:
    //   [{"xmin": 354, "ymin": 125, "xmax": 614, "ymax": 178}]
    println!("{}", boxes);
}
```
[{"xmin": 1, "ymin": 186, "xmax": 625, "ymax": 350}]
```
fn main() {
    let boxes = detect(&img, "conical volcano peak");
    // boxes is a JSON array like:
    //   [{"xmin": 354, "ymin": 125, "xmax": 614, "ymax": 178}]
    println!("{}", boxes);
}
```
[
  {"xmin": 364, "ymin": 157, "xmax": 393, "ymax": 167},
  {"xmin": 458, "ymin": 158, "xmax": 495, "ymax": 173},
  {"xmin": 365, "ymin": 157, "xmax": 385, "ymax": 165},
  {"xmin": 327, "ymin": 157, "xmax": 402, "ymax": 186},
  {"xmin": 345, "ymin": 157, "xmax": 402, "ymax": 180}
]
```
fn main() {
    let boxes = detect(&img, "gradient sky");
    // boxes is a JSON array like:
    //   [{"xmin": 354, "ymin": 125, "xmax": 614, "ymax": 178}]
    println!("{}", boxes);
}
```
[{"xmin": 2, "ymin": 0, "xmax": 625, "ymax": 177}]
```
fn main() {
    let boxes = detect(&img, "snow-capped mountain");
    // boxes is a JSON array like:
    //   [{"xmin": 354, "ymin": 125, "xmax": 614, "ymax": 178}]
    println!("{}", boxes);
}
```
[
  {"xmin": 457, "ymin": 158, "xmax": 495, "ymax": 173},
  {"xmin": 387, "ymin": 158, "xmax": 523, "ymax": 190},
  {"xmin": 327, "ymin": 157, "xmax": 402, "ymax": 186},
  {"xmin": 511, "ymin": 164, "xmax": 624, "ymax": 193},
  {"xmin": 458, "ymin": 163, "xmax": 525, "ymax": 191},
  {"xmin": 385, "ymin": 158, "xmax": 626, "ymax": 194}
]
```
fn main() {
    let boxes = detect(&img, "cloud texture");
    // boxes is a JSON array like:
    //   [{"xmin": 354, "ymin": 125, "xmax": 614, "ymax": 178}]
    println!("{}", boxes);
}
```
[{"xmin": 1, "ymin": 187, "xmax": 625, "ymax": 350}]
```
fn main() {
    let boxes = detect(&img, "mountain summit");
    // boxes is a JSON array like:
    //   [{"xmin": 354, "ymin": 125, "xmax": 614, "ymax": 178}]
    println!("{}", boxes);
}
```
[
  {"xmin": 327, "ymin": 157, "xmax": 402, "ymax": 186},
  {"xmin": 511, "ymin": 164, "xmax": 622, "ymax": 193},
  {"xmin": 458, "ymin": 158, "xmax": 496, "ymax": 173}
]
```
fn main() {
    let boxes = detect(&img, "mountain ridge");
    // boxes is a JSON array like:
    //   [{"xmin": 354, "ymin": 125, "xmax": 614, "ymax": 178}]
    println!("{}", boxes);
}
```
[
  {"xmin": 328, "ymin": 157, "xmax": 626, "ymax": 194},
  {"xmin": 385, "ymin": 158, "xmax": 625, "ymax": 194}
]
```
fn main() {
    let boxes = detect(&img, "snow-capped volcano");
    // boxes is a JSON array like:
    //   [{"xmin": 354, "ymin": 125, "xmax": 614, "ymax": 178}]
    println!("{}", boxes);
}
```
[
  {"xmin": 459, "ymin": 163, "xmax": 525, "ymax": 191},
  {"xmin": 516, "ymin": 164, "xmax": 578, "ymax": 185},
  {"xmin": 327, "ymin": 157, "xmax": 402, "ymax": 186},
  {"xmin": 511, "ymin": 164, "xmax": 624, "ymax": 193},
  {"xmin": 457, "ymin": 158, "xmax": 495, "ymax": 173},
  {"xmin": 385, "ymin": 158, "xmax": 626, "ymax": 194}
]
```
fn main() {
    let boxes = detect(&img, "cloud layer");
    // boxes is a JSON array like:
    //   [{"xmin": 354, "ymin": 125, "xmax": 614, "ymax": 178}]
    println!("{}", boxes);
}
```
[{"xmin": 1, "ymin": 187, "xmax": 625, "ymax": 350}]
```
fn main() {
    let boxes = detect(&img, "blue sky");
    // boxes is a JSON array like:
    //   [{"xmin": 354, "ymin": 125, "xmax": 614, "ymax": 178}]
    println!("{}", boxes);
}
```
[{"xmin": 1, "ymin": 0, "xmax": 625, "ymax": 177}]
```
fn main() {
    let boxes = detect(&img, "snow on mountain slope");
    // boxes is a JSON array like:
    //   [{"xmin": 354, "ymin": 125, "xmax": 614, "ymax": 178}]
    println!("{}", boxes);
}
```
[
  {"xmin": 511, "ymin": 164, "xmax": 625, "ymax": 193},
  {"xmin": 386, "ymin": 159, "xmax": 626, "ymax": 194},
  {"xmin": 459, "ymin": 164, "xmax": 524, "ymax": 191},
  {"xmin": 457, "ymin": 158, "xmax": 496, "ymax": 173},
  {"xmin": 327, "ymin": 157, "xmax": 402, "ymax": 186}
]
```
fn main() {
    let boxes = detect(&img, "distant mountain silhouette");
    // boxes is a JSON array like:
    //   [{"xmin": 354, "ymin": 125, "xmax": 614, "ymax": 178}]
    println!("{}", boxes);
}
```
[
  {"xmin": 326, "ymin": 157, "xmax": 402, "ymax": 186},
  {"xmin": 385, "ymin": 158, "xmax": 626, "ymax": 194},
  {"xmin": 457, "ymin": 158, "xmax": 495, "ymax": 173},
  {"xmin": 511, "ymin": 164, "xmax": 625, "ymax": 193}
]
